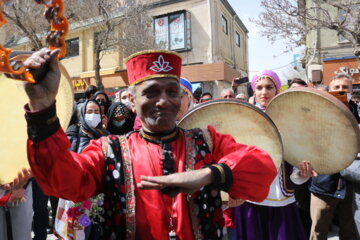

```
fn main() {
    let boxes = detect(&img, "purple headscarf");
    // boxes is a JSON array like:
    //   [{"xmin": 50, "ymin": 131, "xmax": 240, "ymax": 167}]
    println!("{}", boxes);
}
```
[{"xmin": 251, "ymin": 70, "xmax": 281, "ymax": 93}]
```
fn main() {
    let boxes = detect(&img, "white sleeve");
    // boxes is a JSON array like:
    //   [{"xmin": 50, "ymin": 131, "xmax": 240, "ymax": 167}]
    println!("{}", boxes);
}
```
[{"xmin": 290, "ymin": 167, "xmax": 310, "ymax": 185}]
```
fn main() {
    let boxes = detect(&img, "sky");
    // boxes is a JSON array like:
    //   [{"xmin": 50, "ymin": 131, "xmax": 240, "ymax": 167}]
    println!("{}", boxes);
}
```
[{"xmin": 228, "ymin": 0, "xmax": 304, "ymax": 84}]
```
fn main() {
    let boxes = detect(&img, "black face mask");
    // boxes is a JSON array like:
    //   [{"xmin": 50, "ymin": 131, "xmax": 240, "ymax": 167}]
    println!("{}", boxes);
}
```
[
  {"xmin": 111, "ymin": 119, "xmax": 126, "ymax": 128},
  {"xmin": 97, "ymin": 99, "xmax": 107, "ymax": 106}
]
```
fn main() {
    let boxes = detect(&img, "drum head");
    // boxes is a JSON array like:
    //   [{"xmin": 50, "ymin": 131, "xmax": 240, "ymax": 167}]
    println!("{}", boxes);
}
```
[
  {"xmin": 266, "ymin": 87, "xmax": 360, "ymax": 174},
  {"xmin": 0, "ymin": 56, "xmax": 73, "ymax": 185},
  {"xmin": 178, "ymin": 99, "xmax": 283, "ymax": 170}
]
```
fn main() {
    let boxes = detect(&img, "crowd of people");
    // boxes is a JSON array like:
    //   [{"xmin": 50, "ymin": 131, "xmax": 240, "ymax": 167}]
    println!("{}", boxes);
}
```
[{"xmin": 0, "ymin": 48, "xmax": 359, "ymax": 240}]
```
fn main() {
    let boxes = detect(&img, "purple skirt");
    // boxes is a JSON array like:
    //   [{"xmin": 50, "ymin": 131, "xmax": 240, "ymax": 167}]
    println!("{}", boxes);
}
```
[{"xmin": 234, "ymin": 202, "xmax": 307, "ymax": 240}]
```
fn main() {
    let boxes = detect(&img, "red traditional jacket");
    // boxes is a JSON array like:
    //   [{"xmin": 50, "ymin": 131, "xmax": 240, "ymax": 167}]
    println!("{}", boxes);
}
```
[{"xmin": 27, "ymin": 124, "xmax": 276, "ymax": 239}]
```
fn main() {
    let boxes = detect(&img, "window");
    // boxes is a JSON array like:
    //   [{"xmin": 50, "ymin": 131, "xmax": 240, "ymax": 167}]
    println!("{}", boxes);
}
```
[
  {"xmin": 222, "ymin": 15, "xmax": 228, "ymax": 35},
  {"xmin": 65, "ymin": 38, "xmax": 79, "ymax": 58},
  {"xmin": 154, "ymin": 11, "xmax": 191, "ymax": 51},
  {"xmin": 235, "ymin": 32, "xmax": 240, "ymax": 47}
]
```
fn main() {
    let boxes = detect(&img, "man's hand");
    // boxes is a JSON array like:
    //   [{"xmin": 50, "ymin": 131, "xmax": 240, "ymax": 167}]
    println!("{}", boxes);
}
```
[
  {"xmin": 2, "ymin": 168, "xmax": 32, "ymax": 191},
  {"xmin": 231, "ymin": 77, "xmax": 240, "ymax": 90},
  {"xmin": 137, "ymin": 168, "xmax": 212, "ymax": 197},
  {"xmin": 221, "ymin": 191, "xmax": 245, "ymax": 207},
  {"xmin": 8, "ymin": 188, "xmax": 26, "ymax": 206},
  {"xmin": 298, "ymin": 160, "xmax": 318, "ymax": 178},
  {"xmin": 23, "ymin": 48, "xmax": 61, "ymax": 111},
  {"xmin": 102, "ymin": 115, "xmax": 108, "ymax": 129}
]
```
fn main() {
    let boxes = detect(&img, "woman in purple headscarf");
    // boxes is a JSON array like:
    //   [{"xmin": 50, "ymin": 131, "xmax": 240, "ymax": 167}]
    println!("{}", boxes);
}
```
[
  {"xmin": 250, "ymin": 69, "xmax": 281, "ymax": 111},
  {"xmin": 232, "ymin": 70, "xmax": 311, "ymax": 240}
]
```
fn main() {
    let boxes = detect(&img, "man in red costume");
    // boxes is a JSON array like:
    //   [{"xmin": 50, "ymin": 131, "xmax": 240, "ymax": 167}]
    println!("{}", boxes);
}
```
[{"xmin": 23, "ymin": 48, "xmax": 277, "ymax": 239}]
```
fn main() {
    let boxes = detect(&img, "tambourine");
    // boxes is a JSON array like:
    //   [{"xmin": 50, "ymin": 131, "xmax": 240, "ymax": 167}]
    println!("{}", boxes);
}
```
[
  {"xmin": 0, "ymin": 52, "xmax": 74, "ymax": 185},
  {"xmin": 0, "ymin": 0, "xmax": 68, "ymax": 83},
  {"xmin": 178, "ymin": 99, "xmax": 283, "ymax": 170},
  {"xmin": 266, "ymin": 87, "xmax": 360, "ymax": 174}
]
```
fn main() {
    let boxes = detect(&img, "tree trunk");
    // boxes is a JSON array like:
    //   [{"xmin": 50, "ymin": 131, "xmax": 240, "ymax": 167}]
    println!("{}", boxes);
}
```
[{"xmin": 94, "ymin": 49, "xmax": 104, "ymax": 90}]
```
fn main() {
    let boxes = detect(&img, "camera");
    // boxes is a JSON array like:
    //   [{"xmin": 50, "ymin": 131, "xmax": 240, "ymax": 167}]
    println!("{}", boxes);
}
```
[{"xmin": 234, "ymin": 77, "xmax": 249, "ymax": 84}]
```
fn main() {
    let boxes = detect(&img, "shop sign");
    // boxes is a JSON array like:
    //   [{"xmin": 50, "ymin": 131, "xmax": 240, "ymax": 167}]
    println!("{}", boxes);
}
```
[
  {"xmin": 335, "ymin": 66, "xmax": 360, "ymax": 76},
  {"xmin": 73, "ymin": 79, "xmax": 87, "ymax": 89}
]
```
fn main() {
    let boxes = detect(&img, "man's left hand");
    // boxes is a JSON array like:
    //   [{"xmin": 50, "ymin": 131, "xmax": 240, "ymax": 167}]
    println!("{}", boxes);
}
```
[{"xmin": 137, "ymin": 168, "xmax": 212, "ymax": 197}]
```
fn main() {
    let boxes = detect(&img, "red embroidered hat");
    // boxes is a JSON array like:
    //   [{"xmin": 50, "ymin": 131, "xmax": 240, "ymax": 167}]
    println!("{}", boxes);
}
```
[{"xmin": 125, "ymin": 50, "xmax": 182, "ymax": 85}]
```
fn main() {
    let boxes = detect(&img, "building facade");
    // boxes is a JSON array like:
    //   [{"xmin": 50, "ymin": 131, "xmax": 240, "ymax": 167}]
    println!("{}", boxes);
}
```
[
  {"xmin": 303, "ymin": 0, "xmax": 360, "ymax": 89},
  {"xmin": 10, "ymin": 0, "xmax": 248, "ymax": 98}
]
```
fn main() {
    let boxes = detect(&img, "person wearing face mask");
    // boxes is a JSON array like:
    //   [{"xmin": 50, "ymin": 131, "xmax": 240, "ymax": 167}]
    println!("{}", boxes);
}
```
[
  {"xmin": 77, "ymin": 100, "xmax": 109, "ymax": 152},
  {"xmin": 94, "ymin": 91, "xmax": 111, "ymax": 129},
  {"xmin": 232, "ymin": 70, "xmax": 315, "ymax": 240},
  {"xmin": 54, "ymin": 99, "xmax": 109, "ymax": 240},
  {"xmin": 107, "ymin": 102, "xmax": 135, "ymax": 135},
  {"xmin": 94, "ymin": 91, "xmax": 110, "ymax": 115},
  {"xmin": 120, "ymin": 89, "xmax": 133, "ymax": 110}
]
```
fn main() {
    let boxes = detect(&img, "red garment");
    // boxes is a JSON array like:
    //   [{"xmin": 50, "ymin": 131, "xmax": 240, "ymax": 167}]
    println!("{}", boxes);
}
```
[
  {"xmin": 27, "ymin": 125, "xmax": 276, "ymax": 239},
  {"xmin": 133, "ymin": 115, "xmax": 142, "ymax": 131},
  {"xmin": 224, "ymin": 208, "xmax": 235, "ymax": 228},
  {"xmin": 0, "ymin": 194, "xmax": 10, "ymax": 207}
]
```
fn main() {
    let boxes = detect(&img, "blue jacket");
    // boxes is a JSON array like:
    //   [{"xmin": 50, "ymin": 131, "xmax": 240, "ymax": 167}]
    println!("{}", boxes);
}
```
[{"xmin": 309, "ymin": 173, "xmax": 348, "ymax": 199}]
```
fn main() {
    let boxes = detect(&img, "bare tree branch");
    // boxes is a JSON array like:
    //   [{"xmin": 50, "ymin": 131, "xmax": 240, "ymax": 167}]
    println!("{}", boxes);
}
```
[
  {"xmin": 1, "ymin": 0, "xmax": 158, "ymax": 89},
  {"xmin": 252, "ymin": 0, "xmax": 360, "ymax": 63}
]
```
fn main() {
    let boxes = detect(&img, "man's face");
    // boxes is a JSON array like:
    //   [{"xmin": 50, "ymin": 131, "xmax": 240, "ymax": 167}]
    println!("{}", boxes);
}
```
[
  {"xmin": 329, "ymin": 77, "xmax": 353, "ymax": 93},
  {"xmin": 121, "ymin": 90, "xmax": 129, "ymax": 101},
  {"xmin": 221, "ymin": 90, "xmax": 235, "ymax": 99},
  {"xmin": 131, "ymin": 78, "xmax": 181, "ymax": 132}
]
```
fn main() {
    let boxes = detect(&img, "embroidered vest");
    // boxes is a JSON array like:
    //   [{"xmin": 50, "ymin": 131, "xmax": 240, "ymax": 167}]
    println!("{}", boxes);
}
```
[
  {"xmin": 279, "ymin": 161, "xmax": 296, "ymax": 197},
  {"xmin": 100, "ymin": 128, "xmax": 224, "ymax": 240}
]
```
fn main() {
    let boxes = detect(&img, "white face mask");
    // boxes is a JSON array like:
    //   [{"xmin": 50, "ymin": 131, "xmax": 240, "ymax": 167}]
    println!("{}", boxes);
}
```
[
  {"xmin": 121, "ymin": 99, "xmax": 132, "ymax": 110},
  {"xmin": 85, "ymin": 113, "xmax": 101, "ymax": 128}
]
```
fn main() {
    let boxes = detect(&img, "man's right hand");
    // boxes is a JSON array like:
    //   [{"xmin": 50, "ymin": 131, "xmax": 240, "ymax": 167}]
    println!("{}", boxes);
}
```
[
  {"xmin": 1, "ymin": 168, "xmax": 33, "ymax": 191},
  {"xmin": 231, "ymin": 76, "xmax": 241, "ymax": 90},
  {"xmin": 23, "ymin": 48, "xmax": 61, "ymax": 111}
]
